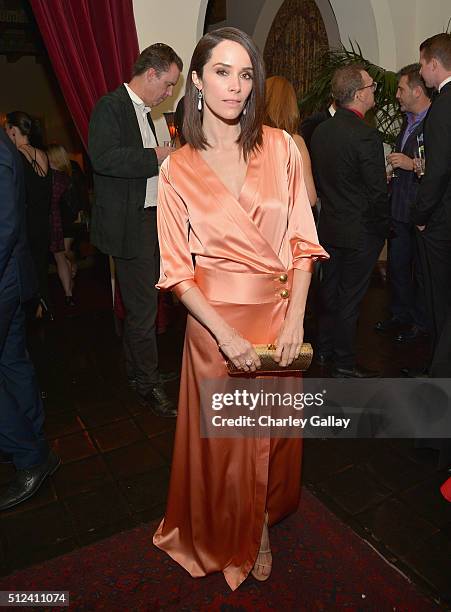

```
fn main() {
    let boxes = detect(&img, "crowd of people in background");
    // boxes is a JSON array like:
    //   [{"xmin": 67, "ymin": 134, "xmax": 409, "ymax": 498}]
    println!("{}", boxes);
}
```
[{"xmin": 4, "ymin": 112, "xmax": 88, "ymax": 319}]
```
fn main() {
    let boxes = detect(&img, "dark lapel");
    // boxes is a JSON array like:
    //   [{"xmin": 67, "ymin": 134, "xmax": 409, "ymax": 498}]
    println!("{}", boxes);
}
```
[
  {"xmin": 117, "ymin": 84, "xmax": 159, "ymax": 146},
  {"xmin": 147, "ymin": 114, "xmax": 159, "ymax": 145},
  {"xmin": 423, "ymin": 84, "xmax": 450, "ymax": 137},
  {"xmin": 118, "ymin": 85, "xmax": 143, "ymax": 146}
]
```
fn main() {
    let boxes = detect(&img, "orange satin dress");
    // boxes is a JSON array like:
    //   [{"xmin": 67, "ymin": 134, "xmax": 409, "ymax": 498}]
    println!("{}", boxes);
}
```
[{"xmin": 153, "ymin": 126, "xmax": 328, "ymax": 590}]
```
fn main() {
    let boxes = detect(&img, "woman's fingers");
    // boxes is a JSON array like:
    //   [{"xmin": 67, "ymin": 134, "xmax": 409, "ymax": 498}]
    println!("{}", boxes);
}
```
[
  {"xmin": 278, "ymin": 342, "xmax": 301, "ymax": 367},
  {"xmin": 232, "ymin": 348, "xmax": 261, "ymax": 372}
]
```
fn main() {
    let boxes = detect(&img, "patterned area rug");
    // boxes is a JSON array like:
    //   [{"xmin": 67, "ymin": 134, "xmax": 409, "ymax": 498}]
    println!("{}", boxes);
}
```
[{"xmin": 0, "ymin": 489, "xmax": 440, "ymax": 611}]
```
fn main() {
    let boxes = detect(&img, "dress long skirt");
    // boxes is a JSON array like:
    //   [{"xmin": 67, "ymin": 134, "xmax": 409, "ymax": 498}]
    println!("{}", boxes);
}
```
[{"xmin": 153, "ymin": 269, "xmax": 302, "ymax": 590}]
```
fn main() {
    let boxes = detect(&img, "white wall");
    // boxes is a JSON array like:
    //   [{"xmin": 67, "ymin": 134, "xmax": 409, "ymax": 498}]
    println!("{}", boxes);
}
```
[
  {"xmin": 415, "ymin": 0, "xmax": 451, "ymax": 58},
  {"xmin": 331, "ymin": 0, "xmax": 450, "ymax": 70},
  {"xmin": 132, "ymin": 0, "xmax": 207, "ymax": 142}
]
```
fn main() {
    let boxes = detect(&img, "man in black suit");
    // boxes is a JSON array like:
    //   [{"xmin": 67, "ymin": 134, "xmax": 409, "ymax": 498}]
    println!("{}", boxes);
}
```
[
  {"xmin": 412, "ymin": 33, "xmax": 451, "ymax": 377},
  {"xmin": 0, "ymin": 128, "xmax": 60, "ymax": 511},
  {"xmin": 375, "ymin": 64, "xmax": 431, "ymax": 342},
  {"xmin": 89, "ymin": 44, "xmax": 182, "ymax": 416},
  {"xmin": 311, "ymin": 64, "xmax": 389, "ymax": 378}
]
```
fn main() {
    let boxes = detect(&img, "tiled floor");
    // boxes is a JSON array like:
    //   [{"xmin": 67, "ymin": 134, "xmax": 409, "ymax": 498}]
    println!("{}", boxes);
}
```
[{"xmin": 0, "ymin": 256, "xmax": 450, "ymax": 608}]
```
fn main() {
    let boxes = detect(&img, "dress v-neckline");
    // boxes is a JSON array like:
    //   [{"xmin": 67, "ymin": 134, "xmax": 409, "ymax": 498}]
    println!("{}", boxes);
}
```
[{"xmin": 195, "ymin": 148, "xmax": 254, "ymax": 204}]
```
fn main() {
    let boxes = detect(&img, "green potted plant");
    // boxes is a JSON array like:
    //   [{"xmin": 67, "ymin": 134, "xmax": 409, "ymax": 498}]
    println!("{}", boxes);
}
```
[{"xmin": 300, "ymin": 41, "xmax": 402, "ymax": 145}]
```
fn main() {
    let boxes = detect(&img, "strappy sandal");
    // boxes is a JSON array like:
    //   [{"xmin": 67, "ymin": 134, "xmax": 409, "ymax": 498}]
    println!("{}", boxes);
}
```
[{"xmin": 251, "ymin": 512, "xmax": 272, "ymax": 581}]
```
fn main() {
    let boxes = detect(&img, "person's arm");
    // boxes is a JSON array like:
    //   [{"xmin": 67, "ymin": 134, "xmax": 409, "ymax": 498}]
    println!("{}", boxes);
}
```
[
  {"xmin": 178, "ymin": 287, "xmax": 261, "ymax": 371},
  {"xmin": 157, "ymin": 160, "xmax": 260, "ymax": 372},
  {"xmin": 0, "ymin": 141, "xmax": 19, "ymax": 282},
  {"xmin": 88, "ymin": 96, "xmax": 160, "ymax": 179},
  {"xmin": 292, "ymin": 133, "xmax": 317, "ymax": 206},
  {"xmin": 274, "ymin": 268, "xmax": 312, "ymax": 366},
  {"xmin": 412, "ymin": 100, "xmax": 451, "ymax": 227},
  {"xmin": 274, "ymin": 133, "xmax": 329, "ymax": 366}
]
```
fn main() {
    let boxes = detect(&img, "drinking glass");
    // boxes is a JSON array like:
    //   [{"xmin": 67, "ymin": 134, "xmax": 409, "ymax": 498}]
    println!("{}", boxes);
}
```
[
  {"xmin": 386, "ymin": 146, "xmax": 398, "ymax": 179},
  {"xmin": 414, "ymin": 134, "xmax": 426, "ymax": 178}
]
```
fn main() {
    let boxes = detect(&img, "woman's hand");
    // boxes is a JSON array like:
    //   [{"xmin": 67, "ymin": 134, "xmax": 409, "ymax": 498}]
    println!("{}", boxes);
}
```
[
  {"xmin": 217, "ymin": 328, "xmax": 261, "ymax": 372},
  {"xmin": 273, "ymin": 319, "xmax": 304, "ymax": 367}
]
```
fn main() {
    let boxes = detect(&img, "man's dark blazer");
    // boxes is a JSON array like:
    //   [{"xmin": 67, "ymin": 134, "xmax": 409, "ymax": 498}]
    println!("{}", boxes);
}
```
[
  {"xmin": 0, "ymin": 129, "xmax": 37, "ymax": 303},
  {"xmin": 300, "ymin": 107, "xmax": 333, "ymax": 154},
  {"xmin": 88, "ymin": 85, "xmax": 160, "ymax": 259},
  {"xmin": 412, "ymin": 81, "xmax": 451, "ymax": 230},
  {"xmin": 390, "ymin": 114, "xmax": 427, "ymax": 223},
  {"xmin": 311, "ymin": 107, "xmax": 389, "ymax": 249}
]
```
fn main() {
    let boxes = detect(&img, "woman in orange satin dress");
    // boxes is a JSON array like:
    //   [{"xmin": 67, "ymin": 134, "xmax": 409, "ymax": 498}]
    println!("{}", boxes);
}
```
[{"xmin": 153, "ymin": 27, "xmax": 328, "ymax": 590}]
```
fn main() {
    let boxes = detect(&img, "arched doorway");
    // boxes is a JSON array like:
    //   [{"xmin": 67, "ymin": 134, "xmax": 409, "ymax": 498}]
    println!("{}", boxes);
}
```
[{"xmin": 263, "ymin": 0, "xmax": 328, "ymax": 103}]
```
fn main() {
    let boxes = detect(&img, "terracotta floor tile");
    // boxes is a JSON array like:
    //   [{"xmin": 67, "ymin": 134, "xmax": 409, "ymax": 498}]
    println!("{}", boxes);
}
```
[
  {"xmin": 76, "ymin": 399, "xmax": 129, "ymax": 428},
  {"xmin": 44, "ymin": 411, "xmax": 85, "ymax": 439},
  {"xmin": 103, "ymin": 439, "xmax": 167, "ymax": 479},
  {"xmin": 303, "ymin": 439, "xmax": 353, "ymax": 484},
  {"xmin": 51, "ymin": 431, "xmax": 98, "ymax": 464},
  {"xmin": 357, "ymin": 497, "xmax": 439, "ymax": 558},
  {"xmin": 151, "ymin": 431, "xmax": 175, "ymax": 463},
  {"xmin": 317, "ymin": 464, "xmax": 391, "ymax": 515},
  {"xmin": 90, "ymin": 419, "xmax": 145, "ymax": 452},
  {"xmin": 118, "ymin": 467, "xmax": 170, "ymax": 513},
  {"xmin": 363, "ymin": 446, "xmax": 436, "ymax": 492},
  {"xmin": 398, "ymin": 470, "xmax": 451, "ymax": 528},
  {"xmin": 134, "ymin": 412, "xmax": 175, "ymax": 438},
  {"xmin": 64, "ymin": 484, "xmax": 129, "ymax": 535},
  {"xmin": 51, "ymin": 455, "xmax": 112, "ymax": 499}
]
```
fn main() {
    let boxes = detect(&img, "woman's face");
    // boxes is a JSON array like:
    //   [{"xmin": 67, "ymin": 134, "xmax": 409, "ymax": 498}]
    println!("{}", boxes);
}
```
[
  {"xmin": 4, "ymin": 123, "xmax": 17, "ymax": 145},
  {"xmin": 193, "ymin": 40, "xmax": 253, "ymax": 122}
]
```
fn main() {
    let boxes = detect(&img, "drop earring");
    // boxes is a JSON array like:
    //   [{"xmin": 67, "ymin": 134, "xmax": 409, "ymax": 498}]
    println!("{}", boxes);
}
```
[
  {"xmin": 242, "ymin": 105, "xmax": 247, "ymax": 116},
  {"xmin": 197, "ymin": 90, "xmax": 203, "ymax": 111}
]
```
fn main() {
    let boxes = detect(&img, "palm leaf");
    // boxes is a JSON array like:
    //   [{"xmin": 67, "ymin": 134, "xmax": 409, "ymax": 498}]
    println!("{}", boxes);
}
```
[{"xmin": 300, "ymin": 40, "xmax": 402, "ymax": 145}]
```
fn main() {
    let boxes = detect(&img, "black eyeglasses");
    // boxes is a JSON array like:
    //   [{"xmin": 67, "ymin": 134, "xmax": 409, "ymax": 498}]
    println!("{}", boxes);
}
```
[{"xmin": 358, "ymin": 82, "xmax": 378, "ymax": 93}]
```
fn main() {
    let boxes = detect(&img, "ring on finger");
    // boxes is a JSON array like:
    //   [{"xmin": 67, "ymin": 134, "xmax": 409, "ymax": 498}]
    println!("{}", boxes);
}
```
[{"xmin": 245, "ymin": 359, "xmax": 253, "ymax": 367}]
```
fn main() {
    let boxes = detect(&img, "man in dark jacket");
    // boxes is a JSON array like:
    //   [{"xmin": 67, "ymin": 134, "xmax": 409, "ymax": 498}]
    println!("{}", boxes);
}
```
[
  {"xmin": 375, "ymin": 64, "xmax": 431, "ymax": 342},
  {"xmin": 311, "ymin": 64, "xmax": 389, "ymax": 377},
  {"xmin": 89, "ymin": 44, "xmax": 182, "ymax": 416},
  {"xmin": 0, "ymin": 128, "xmax": 60, "ymax": 511},
  {"xmin": 412, "ymin": 33, "xmax": 451, "ymax": 377}
]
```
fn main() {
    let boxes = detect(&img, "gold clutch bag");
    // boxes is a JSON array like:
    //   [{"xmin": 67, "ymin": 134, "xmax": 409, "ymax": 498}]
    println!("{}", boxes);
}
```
[{"xmin": 226, "ymin": 343, "xmax": 313, "ymax": 375}]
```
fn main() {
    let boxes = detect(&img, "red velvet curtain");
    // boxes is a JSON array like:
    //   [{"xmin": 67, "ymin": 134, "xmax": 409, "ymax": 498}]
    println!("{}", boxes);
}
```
[{"xmin": 30, "ymin": 0, "xmax": 140, "ymax": 148}]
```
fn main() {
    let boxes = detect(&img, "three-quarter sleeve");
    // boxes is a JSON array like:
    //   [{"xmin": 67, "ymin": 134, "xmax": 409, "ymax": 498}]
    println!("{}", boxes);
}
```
[
  {"xmin": 285, "ymin": 132, "xmax": 329, "ymax": 272},
  {"xmin": 156, "ymin": 159, "xmax": 196, "ymax": 299}
]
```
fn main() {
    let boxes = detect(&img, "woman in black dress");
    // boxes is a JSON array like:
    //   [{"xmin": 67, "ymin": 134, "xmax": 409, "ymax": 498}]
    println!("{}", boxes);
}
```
[
  {"xmin": 47, "ymin": 144, "xmax": 79, "ymax": 306},
  {"xmin": 5, "ymin": 112, "xmax": 52, "ymax": 319}
]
